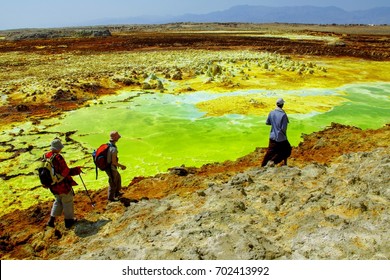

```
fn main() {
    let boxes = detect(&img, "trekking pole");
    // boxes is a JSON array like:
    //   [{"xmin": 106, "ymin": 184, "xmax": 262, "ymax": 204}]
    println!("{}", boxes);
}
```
[{"xmin": 79, "ymin": 174, "xmax": 96, "ymax": 207}]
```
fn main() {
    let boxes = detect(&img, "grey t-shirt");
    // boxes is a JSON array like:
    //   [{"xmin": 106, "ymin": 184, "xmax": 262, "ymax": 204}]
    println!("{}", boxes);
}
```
[{"xmin": 107, "ymin": 143, "xmax": 118, "ymax": 169}]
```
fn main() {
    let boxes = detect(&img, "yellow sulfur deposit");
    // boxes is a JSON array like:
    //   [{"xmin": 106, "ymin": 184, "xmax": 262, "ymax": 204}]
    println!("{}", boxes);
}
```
[{"xmin": 196, "ymin": 94, "xmax": 347, "ymax": 117}]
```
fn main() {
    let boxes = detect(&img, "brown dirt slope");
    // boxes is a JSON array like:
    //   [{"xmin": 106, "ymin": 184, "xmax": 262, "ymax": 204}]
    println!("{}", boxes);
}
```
[{"xmin": 0, "ymin": 123, "xmax": 389, "ymax": 259}]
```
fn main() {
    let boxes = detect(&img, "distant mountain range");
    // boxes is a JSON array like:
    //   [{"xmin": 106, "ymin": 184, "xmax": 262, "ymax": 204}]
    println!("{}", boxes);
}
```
[{"xmin": 84, "ymin": 5, "xmax": 390, "ymax": 26}]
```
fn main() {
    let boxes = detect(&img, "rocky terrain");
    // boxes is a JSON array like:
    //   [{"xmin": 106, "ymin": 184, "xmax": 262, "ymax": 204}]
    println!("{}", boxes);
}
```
[
  {"xmin": 0, "ymin": 23, "xmax": 389, "ymax": 260},
  {"xmin": 0, "ymin": 123, "xmax": 389, "ymax": 260}
]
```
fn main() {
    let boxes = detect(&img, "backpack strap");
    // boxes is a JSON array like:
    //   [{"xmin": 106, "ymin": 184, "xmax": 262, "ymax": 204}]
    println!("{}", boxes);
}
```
[
  {"xmin": 95, "ymin": 164, "xmax": 98, "ymax": 180},
  {"xmin": 94, "ymin": 149, "xmax": 99, "ymax": 180},
  {"xmin": 95, "ymin": 142, "xmax": 114, "ymax": 180},
  {"xmin": 106, "ymin": 142, "xmax": 115, "ymax": 175},
  {"xmin": 50, "ymin": 153, "xmax": 65, "ymax": 183}
]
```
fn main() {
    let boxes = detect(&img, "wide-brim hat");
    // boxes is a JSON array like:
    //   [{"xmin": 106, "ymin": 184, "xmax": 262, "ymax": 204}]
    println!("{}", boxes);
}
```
[
  {"xmin": 51, "ymin": 139, "xmax": 64, "ymax": 151},
  {"xmin": 110, "ymin": 131, "xmax": 121, "ymax": 141}
]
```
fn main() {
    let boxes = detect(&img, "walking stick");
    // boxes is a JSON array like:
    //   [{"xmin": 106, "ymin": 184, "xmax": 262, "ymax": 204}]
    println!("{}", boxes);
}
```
[{"xmin": 79, "ymin": 174, "xmax": 95, "ymax": 207}]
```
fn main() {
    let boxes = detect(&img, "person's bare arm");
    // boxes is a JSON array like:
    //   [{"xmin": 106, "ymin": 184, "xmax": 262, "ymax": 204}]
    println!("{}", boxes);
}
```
[{"xmin": 111, "ymin": 152, "xmax": 126, "ymax": 170}]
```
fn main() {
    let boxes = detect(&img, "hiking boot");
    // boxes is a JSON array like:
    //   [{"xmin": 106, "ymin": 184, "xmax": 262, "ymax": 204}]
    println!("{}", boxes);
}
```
[
  {"xmin": 115, "ymin": 192, "xmax": 124, "ymax": 197},
  {"xmin": 64, "ymin": 218, "xmax": 77, "ymax": 229},
  {"xmin": 46, "ymin": 216, "xmax": 55, "ymax": 228},
  {"xmin": 108, "ymin": 197, "xmax": 120, "ymax": 203}
]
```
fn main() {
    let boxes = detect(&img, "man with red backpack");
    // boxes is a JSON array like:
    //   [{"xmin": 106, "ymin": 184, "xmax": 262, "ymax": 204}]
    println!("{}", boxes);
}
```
[
  {"xmin": 44, "ymin": 139, "xmax": 82, "ymax": 229},
  {"xmin": 105, "ymin": 131, "xmax": 126, "ymax": 202}
]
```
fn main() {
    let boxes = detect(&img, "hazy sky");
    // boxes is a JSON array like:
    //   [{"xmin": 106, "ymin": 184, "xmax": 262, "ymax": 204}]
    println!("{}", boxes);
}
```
[{"xmin": 1, "ymin": 0, "xmax": 389, "ymax": 30}]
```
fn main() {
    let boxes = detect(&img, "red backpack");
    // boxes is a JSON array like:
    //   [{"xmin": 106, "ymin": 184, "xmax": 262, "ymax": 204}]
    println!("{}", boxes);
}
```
[{"xmin": 92, "ymin": 143, "xmax": 113, "ymax": 179}]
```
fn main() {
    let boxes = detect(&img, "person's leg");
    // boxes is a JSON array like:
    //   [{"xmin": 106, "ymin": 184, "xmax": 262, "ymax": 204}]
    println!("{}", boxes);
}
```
[
  {"xmin": 50, "ymin": 195, "xmax": 63, "ymax": 217},
  {"xmin": 273, "ymin": 140, "xmax": 291, "ymax": 166},
  {"xmin": 62, "ymin": 191, "xmax": 74, "ymax": 220},
  {"xmin": 261, "ymin": 140, "xmax": 277, "ymax": 167},
  {"xmin": 112, "ymin": 169, "xmax": 122, "ymax": 197},
  {"xmin": 271, "ymin": 142, "xmax": 284, "ymax": 165},
  {"xmin": 47, "ymin": 195, "xmax": 63, "ymax": 227},
  {"xmin": 108, "ymin": 168, "xmax": 122, "ymax": 199},
  {"xmin": 46, "ymin": 216, "xmax": 56, "ymax": 227},
  {"xmin": 106, "ymin": 169, "xmax": 117, "ymax": 200},
  {"xmin": 62, "ymin": 191, "xmax": 77, "ymax": 228}
]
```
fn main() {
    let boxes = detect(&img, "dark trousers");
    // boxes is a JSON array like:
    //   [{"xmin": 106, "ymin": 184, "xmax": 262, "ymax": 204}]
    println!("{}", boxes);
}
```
[
  {"xmin": 105, "ymin": 167, "xmax": 122, "ymax": 200},
  {"xmin": 261, "ymin": 139, "xmax": 292, "ymax": 167}
]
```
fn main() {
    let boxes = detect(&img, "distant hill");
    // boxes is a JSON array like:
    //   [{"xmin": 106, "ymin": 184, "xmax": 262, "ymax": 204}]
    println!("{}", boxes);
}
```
[{"xmin": 84, "ymin": 5, "xmax": 390, "ymax": 26}]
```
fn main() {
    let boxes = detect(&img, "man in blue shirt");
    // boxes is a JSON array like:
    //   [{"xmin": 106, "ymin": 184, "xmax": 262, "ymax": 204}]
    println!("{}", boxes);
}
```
[{"xmin": 261, "ymin": 98, "xmax": 292, "ymax": 167}]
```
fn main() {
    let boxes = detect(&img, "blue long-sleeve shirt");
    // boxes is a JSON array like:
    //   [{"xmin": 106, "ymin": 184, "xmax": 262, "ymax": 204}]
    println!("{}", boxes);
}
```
[{"xmin": 266, "ymin": 107, "xmax": 289, "ymax": 142}]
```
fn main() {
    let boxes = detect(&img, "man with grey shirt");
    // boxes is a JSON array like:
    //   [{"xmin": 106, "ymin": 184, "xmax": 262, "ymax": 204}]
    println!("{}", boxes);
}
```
[
  {"xmin": 261, "ymin": 98, "xmax": 292, "ymax": 167},
  {"xmin": 106, "ymin": 131, "xmax": 127, "ymax": 202}
]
